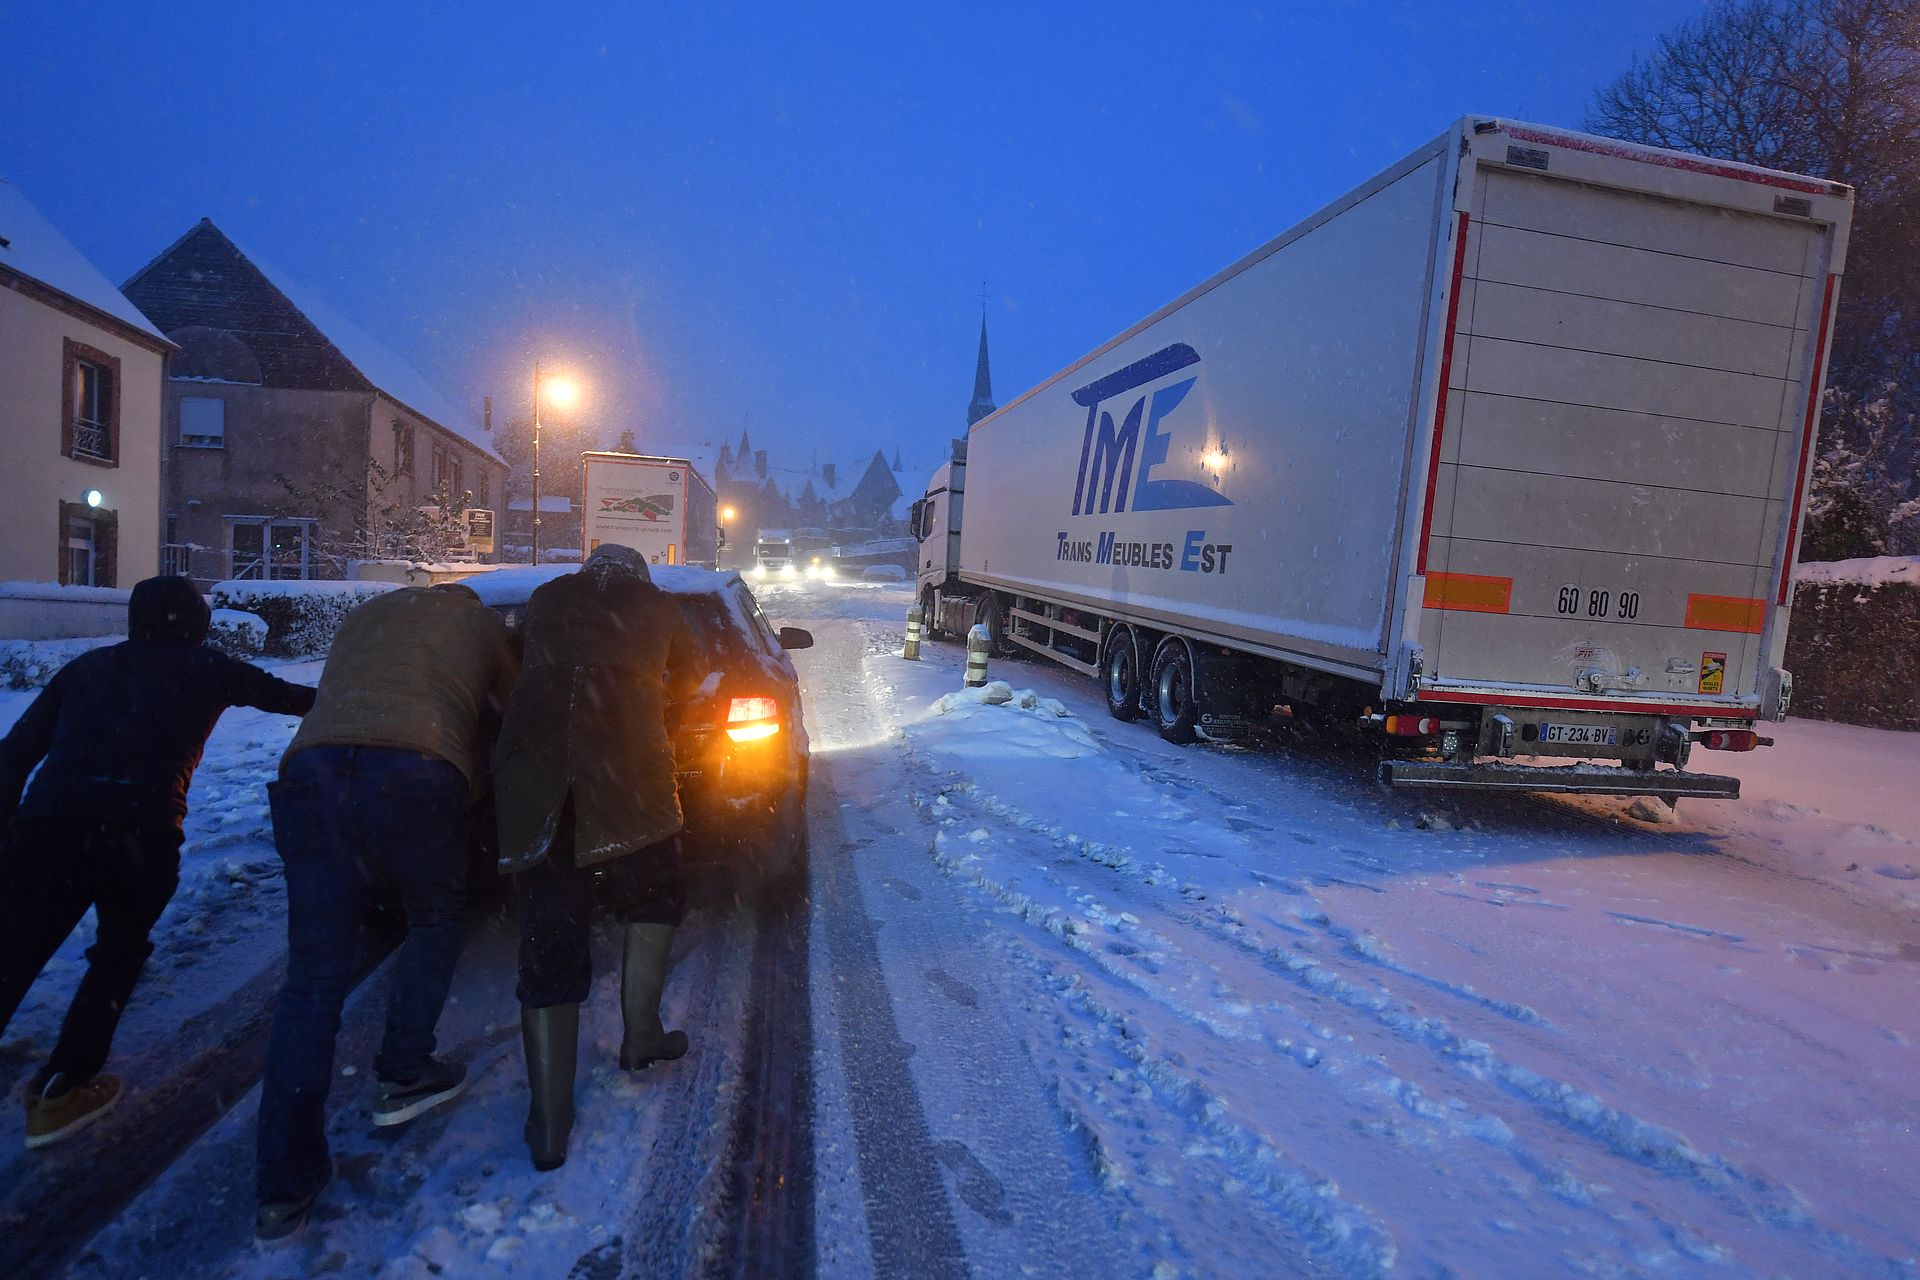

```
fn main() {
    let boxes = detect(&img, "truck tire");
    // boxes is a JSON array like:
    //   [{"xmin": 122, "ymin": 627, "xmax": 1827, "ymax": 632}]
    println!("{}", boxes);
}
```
[
  {"xmin": 1150, "ymin": 637, "xmax": 1200, "ymax": 744},
  {"xmin": 921, "ymin": 586, "xmax": 946, "ymax": 641},
  {"xmin": 1102, "ymin": 626, "xmax": 1144, "ymax": 722},
  {"xmin": 973, "ymin": 592, "xmax": 1009, "ymax": 657}
]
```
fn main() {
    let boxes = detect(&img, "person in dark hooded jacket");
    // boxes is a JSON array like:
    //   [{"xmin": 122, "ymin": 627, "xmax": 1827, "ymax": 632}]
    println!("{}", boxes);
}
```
[
  {"xmin": 0, "ymin": 575, "xmax": 314, "ymax": 1150},
  {"xmin": 493, "ymin": 544, "xmax": 704, "ymax": 1171}
]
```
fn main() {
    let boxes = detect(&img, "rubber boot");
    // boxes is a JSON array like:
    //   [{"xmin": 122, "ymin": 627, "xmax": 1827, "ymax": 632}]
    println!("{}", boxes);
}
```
[
  {"xmin": 619, "ymin": 923, "xmax": 689, "ymax": 1070},
  {"xmin": 520, "ymin": 1003, "xmax": 579, "ymax": 1172}
]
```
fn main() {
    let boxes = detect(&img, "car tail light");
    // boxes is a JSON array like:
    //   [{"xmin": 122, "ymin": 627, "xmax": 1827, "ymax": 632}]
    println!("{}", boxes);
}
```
[
  {"xmin": 726, "ymin": 696, "xmax": 781, "ymax": 743},
  {"xmin": 1698, "ymin": 729, "xmax": 1759, "ymax": 752},
  {"xmin": 1384, "ymin": 715, "xmax": 1439, "ymax": 736}
]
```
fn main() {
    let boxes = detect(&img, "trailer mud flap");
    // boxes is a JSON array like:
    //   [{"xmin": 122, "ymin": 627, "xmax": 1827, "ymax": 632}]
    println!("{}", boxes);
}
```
[{"xmin": 1379, "ymin": 759, "xmax": 1740, "ymax": 800}]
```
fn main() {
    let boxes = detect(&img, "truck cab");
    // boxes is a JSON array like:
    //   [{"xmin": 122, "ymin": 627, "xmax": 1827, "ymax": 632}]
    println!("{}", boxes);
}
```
[
  {"xmin": 752, "ymin": 530, "xmax": 795, "ymax": 579},
  {"xmin": 909, "ymin": 445, "xmax": 966, "ymax": 630}
]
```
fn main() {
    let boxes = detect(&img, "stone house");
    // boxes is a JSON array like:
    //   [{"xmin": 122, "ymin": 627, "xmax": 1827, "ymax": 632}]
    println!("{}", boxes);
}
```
[
  {"xmin": 122, "ymin": 220, "xmax": 506, "ymax": 585},
  {"xmin": 0, "ymin": 176, "xmax": 171, "ymax": 589}
]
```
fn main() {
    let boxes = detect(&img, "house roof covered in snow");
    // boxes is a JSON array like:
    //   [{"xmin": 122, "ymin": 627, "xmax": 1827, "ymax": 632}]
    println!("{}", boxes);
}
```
[
  {"xmin": 123, "ymin": 219, "xmax": 502, "ymax": 463},
  {"xmin": 0, "ymin": 176, "xmax": 170, "ymax": 345}
]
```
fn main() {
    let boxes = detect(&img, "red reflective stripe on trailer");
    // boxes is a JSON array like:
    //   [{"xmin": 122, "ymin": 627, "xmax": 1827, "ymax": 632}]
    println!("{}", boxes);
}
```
[
  {"xmin": 1416, "ymin": 212, "xmax": 1472, "ymax": 575},
  {"xmin": 1779, "ymin": 273, "xmax": 1839, "ymax": 604},
  {"xmin": 1500, "ymin": 125, "xmax": 1829, "ymax": 196},
  {"xmin": 1418, "ymin": 688, "xmax": 1759, "ymax": 719}
]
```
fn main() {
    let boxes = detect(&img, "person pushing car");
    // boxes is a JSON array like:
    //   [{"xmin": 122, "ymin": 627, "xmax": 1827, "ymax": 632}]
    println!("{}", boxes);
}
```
[
  {"xmin": 253, "ymin": 581, "xmax": 517, "ymax": 1244},
  {"xmin": 494, "ymin": 543, "xmax": 703, "ymax": 1171},
  {"xmin": 0, "ymin": 575, "xmax": 315, "ymax": 1150}
]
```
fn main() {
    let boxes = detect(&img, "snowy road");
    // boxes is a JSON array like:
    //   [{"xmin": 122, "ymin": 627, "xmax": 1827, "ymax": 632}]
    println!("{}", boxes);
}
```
[
  {"xmin": 5, "ymin": 582, "xmax": 1916, "ymax": 1278},
  {"xmin": 789, "ymin": 583, "xmax": 1919, "ymax": 1280}
]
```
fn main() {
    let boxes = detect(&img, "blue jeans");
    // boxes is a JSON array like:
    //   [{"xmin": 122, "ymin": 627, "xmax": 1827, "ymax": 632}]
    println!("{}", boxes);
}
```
[{"xmin": 255, "ymin": 746, "xmax": 469, "ymax": 1202}]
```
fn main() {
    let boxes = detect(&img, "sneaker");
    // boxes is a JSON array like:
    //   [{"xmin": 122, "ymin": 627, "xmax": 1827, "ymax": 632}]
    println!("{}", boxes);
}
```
[
  {"xmin": 371, "ymin": 1057, "xmax": 468, "ymax": 1127},
  {"xmin": 25, "ymin": 1073, "xmax": 123, "ymax": 1150},
  {"xmin": 254, "ymin": 1159, "xmax": 334, "ymax": 1247}
]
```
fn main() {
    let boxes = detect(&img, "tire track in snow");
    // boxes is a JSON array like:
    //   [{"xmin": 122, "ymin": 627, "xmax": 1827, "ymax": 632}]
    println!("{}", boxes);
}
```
[{"xmin": 868, "ymin": 651, "xmax": 1909, "ymax": 1278}]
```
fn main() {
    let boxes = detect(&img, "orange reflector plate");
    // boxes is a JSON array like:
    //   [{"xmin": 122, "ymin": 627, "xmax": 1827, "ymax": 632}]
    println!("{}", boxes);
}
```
[
  {"xmin": 1422, "ymin": 572, "xmax": 1512, "ymax": 614},
  {"xmin": 1684, "ymin": 594, "xmax": 1764, "ymax": 634}
]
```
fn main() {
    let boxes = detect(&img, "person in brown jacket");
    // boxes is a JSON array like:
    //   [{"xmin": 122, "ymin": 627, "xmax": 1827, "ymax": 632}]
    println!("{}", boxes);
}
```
[
  {"xmin": 493, "ymin": 544, "xmax": 703, "ymax": 1171},
  {"xmin": 254, "ymin": 583, "xmax": 518, "ymax": 1244}
]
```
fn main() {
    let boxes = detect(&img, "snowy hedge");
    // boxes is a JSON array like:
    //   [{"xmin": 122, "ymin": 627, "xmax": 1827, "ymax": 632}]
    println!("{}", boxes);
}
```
[
  {"xmin": 1787, "ymin": 556, "xmax": 1920, "ymax": 730},
  {"xmin": 0, "ymin": 636, "xmax": 117, "ymax": 690},
  {"xmin": 207, "ymin": 608, "xmax": 268, "ymax": 659},
  {"xmin": 210, "ymin": 580, "xmax": 398, "ymax": 658}
]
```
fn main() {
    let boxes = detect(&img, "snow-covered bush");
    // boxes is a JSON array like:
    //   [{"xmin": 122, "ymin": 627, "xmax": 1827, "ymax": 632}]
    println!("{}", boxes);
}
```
[
  {"xmin": 0, "ymin": 636, "xmax": 117, "ymax": 690},
  {"xmin": 207, "ymin": 608, "xmax": 268, "ymax": 659},
  {"xmin": 210, "ymin": 580, "xmax": 398, "ymax": 658}
]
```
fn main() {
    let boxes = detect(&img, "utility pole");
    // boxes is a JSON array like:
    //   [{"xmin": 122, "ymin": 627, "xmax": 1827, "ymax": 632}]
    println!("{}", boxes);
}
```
[{"xmin": 531, "ymin": 363, "xmax": 543, "ymax": 564}]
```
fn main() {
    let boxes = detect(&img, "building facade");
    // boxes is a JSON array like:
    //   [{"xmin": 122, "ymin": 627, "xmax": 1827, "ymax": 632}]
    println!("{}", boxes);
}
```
[
  {"xmin": 0, "ymin": 177, "xmax": 171, "ymax": 588},
  {"xmin": 123, "ymin": 220, "xmax": 506, "ymax": 585}
]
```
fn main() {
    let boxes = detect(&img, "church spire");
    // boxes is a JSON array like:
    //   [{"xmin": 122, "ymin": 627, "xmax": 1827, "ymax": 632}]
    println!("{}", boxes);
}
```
[{"xmin": 967, "ymin": 300, "xmax": 996, "ymax": 428}]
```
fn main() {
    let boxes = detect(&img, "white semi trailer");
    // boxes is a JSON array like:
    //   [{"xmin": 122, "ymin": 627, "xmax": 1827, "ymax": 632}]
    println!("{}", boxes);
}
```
[
  {"xmin": 911, "ymin": 117, "xmax": 1854, "ymax": 800},
  {"xmin": 582, "ymin": 452, "xmax": 719, "ymax": 569}
]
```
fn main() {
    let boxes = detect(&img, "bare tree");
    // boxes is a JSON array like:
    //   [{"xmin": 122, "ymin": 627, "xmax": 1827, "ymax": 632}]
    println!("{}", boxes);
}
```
[
  {"xmin": 275, "ymin": 461, "xmax": 472, "ymax": 574},
  {"xmin": 1590, "ymin": 0, "xmax": 1920, "ymax": 556}
]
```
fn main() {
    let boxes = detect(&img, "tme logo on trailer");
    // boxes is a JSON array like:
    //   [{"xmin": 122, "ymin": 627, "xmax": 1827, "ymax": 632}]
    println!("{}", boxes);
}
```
[
  {"xmin": 1070, "ymin": 344, "xmax": 1231, "ymax": 516},
  {"xmin": 1059, "ymin": 343, "xmax": 1235, "ymax": 576}
]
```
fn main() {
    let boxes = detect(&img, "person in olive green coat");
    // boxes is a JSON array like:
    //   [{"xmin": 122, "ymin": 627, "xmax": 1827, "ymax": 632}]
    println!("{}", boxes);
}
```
[{"xmin": 494, "ymin": 544, "xmax": 704, "ymax": 1170}]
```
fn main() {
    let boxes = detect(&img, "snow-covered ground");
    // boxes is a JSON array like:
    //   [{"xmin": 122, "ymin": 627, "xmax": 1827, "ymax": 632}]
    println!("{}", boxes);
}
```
[
  {"xmin": 9, "ymin": 580, "xmax": 1916, "ymax": 1278},
  {"xmin": 790, "ymin": 582, "xmax": 1919, "ymax": 1279}
]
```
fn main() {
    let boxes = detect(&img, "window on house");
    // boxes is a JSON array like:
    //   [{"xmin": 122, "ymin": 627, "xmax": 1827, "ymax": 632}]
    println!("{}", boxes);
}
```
[
  {"xmin": 432, "ymin": 442, "xmax": 449, "ymax": 495},
  {"xmin": 393, "ymin": 420, "xmax": 415, "ymax": 475},
  {"xmin": 230, "ymin": 519, "xmax": 312, "ymax": 580},
  {"xmin": 476, "ymin": 467, "xmax": 490, "ymax": 507},
  {"xmin": 180, "ymin": 396, "xmax": 225, "ymax": 448},
  {"xmin": 451, "ymin": 456, "xmax": 464, "ymax": 502},
  {"xmin": 63, "ymin": 340, "xmax": 120, "ymax": 463}
]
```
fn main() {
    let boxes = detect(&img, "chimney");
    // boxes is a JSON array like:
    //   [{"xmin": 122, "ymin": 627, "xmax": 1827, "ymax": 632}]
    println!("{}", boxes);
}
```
[
  {"xmin": 482, "ymin": 396, "xmax": 493, "ymax": 433},
  {"xmin": 821, "ymin": 462, "xmax": 837, "ymax": 489}
]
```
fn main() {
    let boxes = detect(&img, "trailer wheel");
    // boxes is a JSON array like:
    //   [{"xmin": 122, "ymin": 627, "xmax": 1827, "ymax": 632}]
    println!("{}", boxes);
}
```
[
  {"xmin": 1150, "ymin": 637, "xmax": 1200, "ymax": 744},
  {"xmin": 1102, "ymin": 627, "xmax": 1144, "ymax": 721}
]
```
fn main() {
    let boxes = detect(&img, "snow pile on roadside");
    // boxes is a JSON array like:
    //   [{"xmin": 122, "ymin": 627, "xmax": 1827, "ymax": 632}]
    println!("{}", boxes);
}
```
[
  {"xmin": 1794, "ymin": 555, "xmax": 1920, "ymax": 587},
  {"xmin": 920, "ymin": 681, "xmax": 1099, "ymax": 762}
]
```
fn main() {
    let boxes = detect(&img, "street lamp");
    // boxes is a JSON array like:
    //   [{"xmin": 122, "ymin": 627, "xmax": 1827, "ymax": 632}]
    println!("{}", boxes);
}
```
[{"xmin": 530, "ymin": 365, "xmax": 580, "ymax": 563}]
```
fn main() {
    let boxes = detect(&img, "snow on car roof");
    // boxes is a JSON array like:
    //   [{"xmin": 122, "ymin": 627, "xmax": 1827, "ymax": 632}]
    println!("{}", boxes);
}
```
[{"xmin": 464, "ymin": 563, "xmax": 738, "ymax": 607}]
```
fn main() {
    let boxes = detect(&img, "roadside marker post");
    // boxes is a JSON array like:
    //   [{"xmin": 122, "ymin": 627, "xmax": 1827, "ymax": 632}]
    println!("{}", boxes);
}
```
[
  {"xmin": 964, "ymin": 623, "xmax": 990, "ymax": 688},
  {"xmin": 903, "ymin": 605, "xmax": 922, "ymax": 660}
]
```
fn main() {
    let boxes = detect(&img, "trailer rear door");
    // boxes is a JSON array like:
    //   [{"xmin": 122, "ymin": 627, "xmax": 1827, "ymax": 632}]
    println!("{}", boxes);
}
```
[{"xmin": 1417, "ymin": 152, "xmax": 1842, "ymax": 713}]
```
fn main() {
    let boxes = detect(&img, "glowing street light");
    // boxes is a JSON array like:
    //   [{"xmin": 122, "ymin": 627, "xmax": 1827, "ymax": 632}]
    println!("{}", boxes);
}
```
[
  {"xmin": 530, "ymin": 364, "xmax": 581, "ymax": 563},
  {"xmin": 720, "ymin": 505, "xmax": 738, "ymax": 523}
]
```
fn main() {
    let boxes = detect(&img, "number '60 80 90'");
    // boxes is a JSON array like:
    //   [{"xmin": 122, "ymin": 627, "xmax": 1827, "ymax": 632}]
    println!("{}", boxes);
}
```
[{"xmin": 1554, "ymin": 585, "xmax": 1640, "ymax": 620}]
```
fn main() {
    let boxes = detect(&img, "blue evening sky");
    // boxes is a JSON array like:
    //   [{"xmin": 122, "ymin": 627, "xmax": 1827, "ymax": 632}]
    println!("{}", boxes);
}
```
[{"xmin": 2, "ymin": 1, "xmax": 1699, "ymax": 475}]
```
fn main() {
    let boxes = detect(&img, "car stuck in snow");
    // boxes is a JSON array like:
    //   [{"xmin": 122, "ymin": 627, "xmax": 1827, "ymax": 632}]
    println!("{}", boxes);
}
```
[{"xmin": 469, "ymin": 564, "xmax": 813, "ymax": 898}]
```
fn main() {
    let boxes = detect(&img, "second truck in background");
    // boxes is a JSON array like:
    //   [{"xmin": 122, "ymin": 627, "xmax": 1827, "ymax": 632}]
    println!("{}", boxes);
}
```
[
  {"xmin": 911, "ymin": 116, "xmax": 1855, "ymax": 801},
  {"xmin": 582, "ymin": 451, "xmax": 720, "ymax": 569}
]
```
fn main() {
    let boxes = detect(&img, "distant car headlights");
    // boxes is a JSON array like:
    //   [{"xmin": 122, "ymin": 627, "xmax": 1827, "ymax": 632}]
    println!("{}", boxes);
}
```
[{"xmin": 779, "ymin": 563, "xmax": 797, "ymax": 579}]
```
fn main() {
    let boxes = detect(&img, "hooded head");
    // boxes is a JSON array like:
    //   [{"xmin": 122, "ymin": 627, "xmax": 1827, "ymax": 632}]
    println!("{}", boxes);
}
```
[
  {"xmin": 128, "ymin": 575, "xmax": 211, "ymax": 646},
  {"xmin": 583, "ymin": 543, "xmax": 652, "ymax": 582}
]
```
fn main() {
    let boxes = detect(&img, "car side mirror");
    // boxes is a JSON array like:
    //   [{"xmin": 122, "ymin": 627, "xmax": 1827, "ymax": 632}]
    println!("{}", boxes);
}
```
[{"xmin": 778, "ymin": 626, "xmax": 814, "ymax": 651}]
